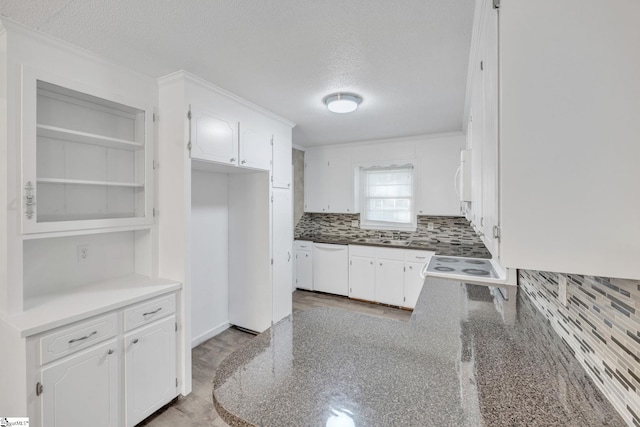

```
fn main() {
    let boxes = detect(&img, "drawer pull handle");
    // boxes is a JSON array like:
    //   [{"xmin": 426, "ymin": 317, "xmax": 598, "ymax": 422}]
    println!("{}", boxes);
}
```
[
  {"xmin": 415, "ymin": 256, "xmax": 426, "ymax": 259},
  {"xmin": 68, "ymin": 331, "xmax": 97, "ymax": 344},
  {"xmin": 132, "ymin": 338, "xmax": 139, "ymax": 344},
  {"xmin": 143, "ymin": 307, "xmax": 162, "ymax": 317},
  {"xmin": 107, "ymin": 349, "xmax": 115, "ymax": 355}
]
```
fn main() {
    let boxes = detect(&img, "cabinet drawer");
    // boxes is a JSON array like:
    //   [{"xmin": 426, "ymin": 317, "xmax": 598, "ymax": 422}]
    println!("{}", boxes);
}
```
[
  {"xmin": 349, "ymin": 244, "xmax": 377, "ymax": 258},
  {"xmin": 295, "ymin": 240, "xmax": 313, "ymax": 251},
  {"xmin": 40, "ymin": 313, "xmax": 118, "ymax": 365},
  {"xmin": 375, "ymin": 247, "xmax": 405, "ymax": 261},
  {"xmin": 404, "ymin": 250, "xmax": 435, "ymax": 263},
  {"xmin": 124, "ymin": 293, "xmax": 175, "ymax": 332}
]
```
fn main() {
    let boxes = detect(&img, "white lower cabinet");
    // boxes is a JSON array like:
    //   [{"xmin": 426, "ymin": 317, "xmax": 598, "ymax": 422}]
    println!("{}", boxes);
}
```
[
  {"xmin": 348, "ymin": 246, "xmax": 434, "ymax": 308},
  {"xmin": 125, "ymin": 316, "xmax": 176, "ymax": 427},
  {"xmin": 35, "ymin": 293, "xmax": 178, "ymax": 427},
  {"xmin": 41, "ymin": 339, "xmax": 120, "ymax": 427},
  {"xmin": 294, "ymin": 241, "xmax": 313, "ymax": 290},
  {"xmin": 404, "ymin": 262, "xmax": 427, "ymax": 309},
  {"xmin": 349, "ymin": 256, "xmax": 375, "ymax": 301}
]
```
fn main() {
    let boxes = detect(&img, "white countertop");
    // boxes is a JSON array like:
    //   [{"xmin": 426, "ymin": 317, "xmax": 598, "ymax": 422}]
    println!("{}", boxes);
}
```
[{"xmin": 2, "ymin": 275, "xmax": 181, "ymax": 337}]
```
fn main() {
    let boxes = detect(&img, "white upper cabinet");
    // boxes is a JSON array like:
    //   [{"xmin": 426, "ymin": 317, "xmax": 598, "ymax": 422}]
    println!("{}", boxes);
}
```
[
  {"xmin": 191, "ymin": 108, "xmax": 239, "ymax": 166},
  {"xmin": 304, "ymin": 153, "xmax": 329, "ymax": 213},
  {"xmin": 272, "ymin": 131, "xmax": 292, "ymax": 188},
  {"xmin": 239, "ymin": 123, "xmax": 272, "ymax": 170},
  {"xmin": 466, "ymin": 0, "xmax": 640, "ymax": 279},
  {"xmin": 415, "ymin": 135, "xmax": 465, "ymax": 216},
  {"xmin": 304, "ymin": 153, "xmax": 356, "ymax": 213},
  {"xmin": 21, "ymin": 67, "xmax": 154, "ymax": 234}
]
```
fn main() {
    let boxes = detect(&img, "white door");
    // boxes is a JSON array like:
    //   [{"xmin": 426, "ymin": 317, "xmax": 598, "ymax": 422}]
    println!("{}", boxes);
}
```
[
  {"xmin": 403, "ymin": 262, "xmax": 426, "ymax": 309},
  {"xmin": 327, "ymin": 157, "xmax": 354, "ymax": 213},
  {"xmin": 124, "ymin": 316, "xmax": 177, "ymax": 427},
  {"xmin": 375, "ymin": 259, "xmax": 405, "ymax": 306},
  {"xmin": 272, "ymin": 131, "xmax": 292, "ymax": 189},
  {"xmin": 41, "ymin": 340, "xmax": 119, "ymax": 427},
  {"xmin": 349, "ymin": 256, "xmax": 375, "ymax": 301},
  {"xmin": 313, "ymin": 243, "xmax": 349, "ymax": 296},
  {"xmin": 239, "ymin": 123, "xmax": 272, "ymax": 170},
  {"xmin": 304, "ymin": 155, "xmax": 328, "ymax": 212},
  {"xmin": 272, "ymin": 189, "xmax": 293, "ymax": 323},
  {"xmin": 191, "ymin": 106, "xmax": 238, "ymax": 166},
  {"xmin": 295, "ymin": 250, "xmax": 313, "ymax": 290}
]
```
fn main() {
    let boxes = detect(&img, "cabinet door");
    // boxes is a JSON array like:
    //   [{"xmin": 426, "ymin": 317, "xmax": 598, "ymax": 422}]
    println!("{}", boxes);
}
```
[
  {"xmin": 304, "ymin": 155, "xmax": 329, "ymax": 212},
  {"xmin": 41, "ymin": 339, "xmax": 119, "ymax": 427},
  {"xmin": 349, "ymin": 256, "xmax": 375, "ymax": 301},
  {"xmin": 272, "ymin": 189, "xmax": 293, "ymax": 323},
  {"xmin": 375, "ymin": 259, "xmax": 405, "ymax": 306},
  {"xmin": 327, "ymin": 157, "xmax": 355, "ymax": 213},
  {"xmin": 295, "ymin": 250, "xmax": 313, "ymax": 290},
  {"xmin": 416, "ymin": 139, "xmax": 463, "ymax": 216},
  {"xmin": 272, "ymin": 131, "xmax": 292, "ymax": 188},
  {"xmin": 124, "ymin": 316, "xmax": 176, "ymax": 427},
  {"xmin": 404, "ymin": 262, "xmax": 426, "ymax": 309},
  {"xmin": 191, "ymin": 106, "xmax": 238, "ymax": 165},
  {"xmin": 239, "ymin": 123, "xmax": 272, "ymax": 170},
  {"xmin": 479, "ymin": 4, "xmax": 500, "ymax": 258}
]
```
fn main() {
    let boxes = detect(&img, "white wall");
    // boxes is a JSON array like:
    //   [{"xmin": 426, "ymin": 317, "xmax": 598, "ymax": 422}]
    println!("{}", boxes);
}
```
[
  {"xmin": 23, "ymin": 231, "xmax": 136, "ymax": 304},
  {"xmin": 190, "ymin": 169, "xmax": 229, "ymax": 347}
]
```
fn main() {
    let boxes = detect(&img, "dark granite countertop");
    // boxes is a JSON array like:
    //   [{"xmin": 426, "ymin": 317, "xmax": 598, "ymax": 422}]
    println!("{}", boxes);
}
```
[
  {"xmin": 295, "ymin": 233, "xmax": 492, "ymax": 258},
  {"xmin": 213, "ymin": 278, "xmax": 624, "ymax": 426}
]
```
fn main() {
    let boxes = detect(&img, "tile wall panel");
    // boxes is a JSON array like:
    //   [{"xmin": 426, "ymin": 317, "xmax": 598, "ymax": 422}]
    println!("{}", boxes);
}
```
[
  {"xmin": 520, "ymin": 270, "xmax": 640, "ymax": 427},
  {"xmin": 294, "ymin": 213, "xmax": 483, "ymax": 245}
]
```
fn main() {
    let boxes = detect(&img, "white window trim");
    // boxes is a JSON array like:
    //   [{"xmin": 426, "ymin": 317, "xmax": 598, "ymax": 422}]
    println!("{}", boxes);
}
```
[{"xmin": 358, "ymin": 163, "xmax": 417, "ymax": 232}]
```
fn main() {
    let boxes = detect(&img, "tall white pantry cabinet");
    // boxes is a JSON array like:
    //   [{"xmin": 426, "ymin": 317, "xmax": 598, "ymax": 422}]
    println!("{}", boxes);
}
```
[
  {"xmin": 0, "ymin": 20, "xmax": 183, "ymax": 426},
  {"xmin": 157, "ymin": 71, "xmax": 295, "ymax": 336}
]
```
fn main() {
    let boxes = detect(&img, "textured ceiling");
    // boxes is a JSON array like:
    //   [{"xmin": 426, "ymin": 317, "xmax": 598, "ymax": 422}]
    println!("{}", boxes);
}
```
[{"xmin": 0, "ymin": 0, "xmax": 474, "ymax": 147}]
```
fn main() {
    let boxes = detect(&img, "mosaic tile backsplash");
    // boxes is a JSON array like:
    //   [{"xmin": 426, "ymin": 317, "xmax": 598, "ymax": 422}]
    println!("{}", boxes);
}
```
[
  {"xmin": 520, "ymin": 270, "xmax": 640, "ymax": 427},
  {"xmin": 294, "ymin": 213, "xmax": 483, "ymax": 245}
]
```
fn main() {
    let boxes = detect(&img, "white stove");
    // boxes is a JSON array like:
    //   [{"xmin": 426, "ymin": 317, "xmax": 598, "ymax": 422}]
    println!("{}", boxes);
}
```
[{"xmin": 421, "ymin": 255, "xmax": 517, "ymax": 287}]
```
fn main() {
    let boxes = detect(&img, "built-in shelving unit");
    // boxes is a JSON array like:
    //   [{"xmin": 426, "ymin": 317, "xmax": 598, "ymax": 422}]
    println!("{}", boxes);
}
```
[{"xmin": 21, "ymin": 72, "xmax": 153, "ymax": 233}]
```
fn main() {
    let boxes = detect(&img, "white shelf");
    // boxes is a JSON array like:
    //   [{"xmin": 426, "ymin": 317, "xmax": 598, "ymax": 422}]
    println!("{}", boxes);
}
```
[
  {"xmin": 37, "ymin": 124, "xmax": 143, "ymax": 151},
  {"xmin": 37, "ymin": 177, "xmax": 144, "ymax": 188},
  {"xmin": 4, "ymin": 275, "xmax": 181, "ymax": 337}
]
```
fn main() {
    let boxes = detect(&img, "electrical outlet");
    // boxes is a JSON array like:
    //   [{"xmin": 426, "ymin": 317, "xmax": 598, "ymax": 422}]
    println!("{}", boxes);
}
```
[
  {"xmin": 558, "ymin": 274, "xmax": 568, "ymax": 307},
  {"xmin": 427, "ymin": 222, "xmax": 435, "ymax": 231},
  {"xmin": 77, "ymin": 245, "xmax": 89, "ymax": 264},
  {"xmin": 351, "ymin": 220, "xmax": 359, "ymax": 227}
]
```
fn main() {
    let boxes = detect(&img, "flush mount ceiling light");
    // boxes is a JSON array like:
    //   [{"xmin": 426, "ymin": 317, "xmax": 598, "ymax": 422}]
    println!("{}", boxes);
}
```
[{"xmin": 324, "ymin": 93, "xmax": 362, "ymax": 114}]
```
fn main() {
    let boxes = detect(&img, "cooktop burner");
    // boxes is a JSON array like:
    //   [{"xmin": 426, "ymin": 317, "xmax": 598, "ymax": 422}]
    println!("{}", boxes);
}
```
[
  {"xmin": 461, "ymin": 268, "xmax": 490, "ymax": 276},
  {"xmin": 425, "ymin": 256, "xmax": 499, "ymax": 279}
]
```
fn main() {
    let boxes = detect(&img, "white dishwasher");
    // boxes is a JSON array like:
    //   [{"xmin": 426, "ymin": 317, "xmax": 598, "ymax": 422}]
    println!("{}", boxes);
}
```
[{"xmin": 313, "ymin": 243, "xmax": 349, "ymax": 296}]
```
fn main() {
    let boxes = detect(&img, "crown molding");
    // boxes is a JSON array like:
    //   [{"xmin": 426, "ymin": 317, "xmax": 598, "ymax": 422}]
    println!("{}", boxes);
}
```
[{"xmin": 158, "ymin": 70, "xmax": 296, "ymax": 128}]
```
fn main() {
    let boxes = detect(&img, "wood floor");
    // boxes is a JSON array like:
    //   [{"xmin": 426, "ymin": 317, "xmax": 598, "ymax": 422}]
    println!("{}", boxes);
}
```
[{"xmin": 142, "ymin": 290, "xmax": 411, "ymax": 427}]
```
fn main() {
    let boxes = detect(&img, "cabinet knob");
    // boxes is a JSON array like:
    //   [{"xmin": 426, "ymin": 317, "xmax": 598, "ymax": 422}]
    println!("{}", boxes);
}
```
[
  {"xmin": 379, "ymin": 263, "xmax": 383, "ymax": 266},
  {"xmin": 241, "ymin": 160, "xmax": 246, "ymax": 164},
  {"xmin": 370, "ymin": 261, "xmax": 373, "ymax": 265},
  {"xmin": 107, "ymin": 348, "xmax": 115, "ymax": 355},
  {"xmin": 306, "ymin": 254, "xmax": 309, "ymax": 258},
  {"xmin": 230, "ymin": 158, "xmax": 236, "ymax": 163},
  {"xmin": 409, "ymin": 266, "xmax": 413, "ymax": 270},
  {"xmin": 132, "ymin": 338, "xmax": 139, "ymax": 344},
  {"xmin": 288, "ymin": 183, "xmax": 291, "ymax": 188}
]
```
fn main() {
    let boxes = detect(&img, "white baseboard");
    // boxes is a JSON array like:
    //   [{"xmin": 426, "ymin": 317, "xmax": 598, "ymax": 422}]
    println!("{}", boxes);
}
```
[{"xmin": 191, "ymin": 321, "xmax": 230, "ymax": 348}]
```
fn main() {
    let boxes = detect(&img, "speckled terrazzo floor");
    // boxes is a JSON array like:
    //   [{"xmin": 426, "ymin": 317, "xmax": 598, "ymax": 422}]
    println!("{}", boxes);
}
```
[{"xmin": 213, "ymin": 278, "xmax": 626, "ymax": 426}]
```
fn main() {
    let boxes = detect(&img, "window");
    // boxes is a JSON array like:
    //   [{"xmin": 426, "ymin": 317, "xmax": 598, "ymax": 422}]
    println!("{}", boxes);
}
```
[{"xmin": 360, "ymin": 165, "xmax": 416, "ymax": 230}]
